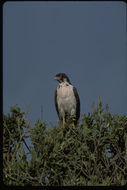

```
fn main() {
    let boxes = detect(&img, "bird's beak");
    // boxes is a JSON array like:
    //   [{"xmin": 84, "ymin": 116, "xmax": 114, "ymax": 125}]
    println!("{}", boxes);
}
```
[{"xmin": 54, "ymin": 76, "xmax": 59, "ymax": 81}]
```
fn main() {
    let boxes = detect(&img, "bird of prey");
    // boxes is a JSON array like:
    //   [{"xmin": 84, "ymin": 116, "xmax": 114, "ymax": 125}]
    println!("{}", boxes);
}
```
[{"xmin": 54, "ymin": 73, "xmax": 80, "ymax": 127}]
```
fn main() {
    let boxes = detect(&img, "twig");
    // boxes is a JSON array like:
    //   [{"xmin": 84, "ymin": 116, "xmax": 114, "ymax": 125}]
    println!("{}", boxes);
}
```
[{"xmin": 22, "ymin": 138, "xmax": 30, "ymax": 152}]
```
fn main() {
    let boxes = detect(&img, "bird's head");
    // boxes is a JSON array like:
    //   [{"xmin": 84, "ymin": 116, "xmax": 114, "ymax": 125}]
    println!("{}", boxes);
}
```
[{"xmin": 54, "ymin": 73, "xmax": 71, "ymax": 84}]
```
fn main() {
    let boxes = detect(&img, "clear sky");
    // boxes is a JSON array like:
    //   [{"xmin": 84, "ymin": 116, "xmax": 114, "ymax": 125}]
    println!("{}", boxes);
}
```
[{"xmin": 3, "ymin": 1, "xmax": 127, "ymax": 127}]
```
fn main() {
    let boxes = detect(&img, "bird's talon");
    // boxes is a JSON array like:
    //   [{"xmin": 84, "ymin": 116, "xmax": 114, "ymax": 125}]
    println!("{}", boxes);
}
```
[
  {"xmin": 70, "ymin": 122, "xmax": 76, "ymax": 129},
  {"xmin": 62, "ymin": 118, "xmax": 66, "ymax": 127}
]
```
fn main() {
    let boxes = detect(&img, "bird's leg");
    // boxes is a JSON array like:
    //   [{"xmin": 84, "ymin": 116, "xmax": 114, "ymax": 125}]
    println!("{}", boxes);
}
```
[
  {"xmin": 62, "ymin": 117, "xmax": 66, "ymax": 127},
  {"xmin": 69, "ymin": 115, "xmax": 76, "ymax": 129},
  {"xmin": 71, "ymin": 122, "xmax": 76, "ymax": 129}
]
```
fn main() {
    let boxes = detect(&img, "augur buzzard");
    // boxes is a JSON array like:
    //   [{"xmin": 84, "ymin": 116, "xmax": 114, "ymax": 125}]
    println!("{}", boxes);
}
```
[{"xmin": 54, "ymin": 73, "xmax": 80, "ymax": 127}]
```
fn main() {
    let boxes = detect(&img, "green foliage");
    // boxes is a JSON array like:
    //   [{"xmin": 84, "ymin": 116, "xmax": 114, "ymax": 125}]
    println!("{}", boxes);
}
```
[{"xmin": 3, "ymin": 99, "xmax": 127, "ymax": 186}]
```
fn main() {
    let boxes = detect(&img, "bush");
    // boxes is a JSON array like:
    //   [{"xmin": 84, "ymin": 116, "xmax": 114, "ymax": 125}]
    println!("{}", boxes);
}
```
[{"xmin": 3, "ymin": 98, "xmax": 127, "ymax": 186}]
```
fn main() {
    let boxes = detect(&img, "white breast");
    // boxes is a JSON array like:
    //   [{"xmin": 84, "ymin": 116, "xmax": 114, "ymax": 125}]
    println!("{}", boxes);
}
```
[{"xmin": 57, "ymin": 82, "xmax": 76, "ymax": 118}]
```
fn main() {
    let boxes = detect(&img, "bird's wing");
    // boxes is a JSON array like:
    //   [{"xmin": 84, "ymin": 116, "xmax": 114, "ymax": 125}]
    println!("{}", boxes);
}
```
[
  {"xmin": 73, "ymin": 86, "xmax": 80, "ymax": 122},
  {"xmin": 54, "ymin": 88, "xmax": 60, "ymax": 119}
]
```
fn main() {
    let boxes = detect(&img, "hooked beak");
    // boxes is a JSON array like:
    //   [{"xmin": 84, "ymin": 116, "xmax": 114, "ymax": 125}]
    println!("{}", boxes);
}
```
[{"xmin": 54, "ymin": 76, "xmax": 59, "ymax": 81}]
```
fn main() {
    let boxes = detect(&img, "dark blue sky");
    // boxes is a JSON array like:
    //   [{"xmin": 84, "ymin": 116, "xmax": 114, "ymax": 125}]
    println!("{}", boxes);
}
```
[{"xmin": 3, "ymin": 1, "xmax": 127, "ymax": 127}]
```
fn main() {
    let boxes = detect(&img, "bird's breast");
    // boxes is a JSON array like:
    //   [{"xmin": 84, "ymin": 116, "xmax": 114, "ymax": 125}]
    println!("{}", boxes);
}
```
[
  {"xmin": 57, "ymin": 85, "xmax": 73, "ymax": 99},
  {"xmin": 57, "ymin": 84, "xmax": 76, "ymax": 113}
]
